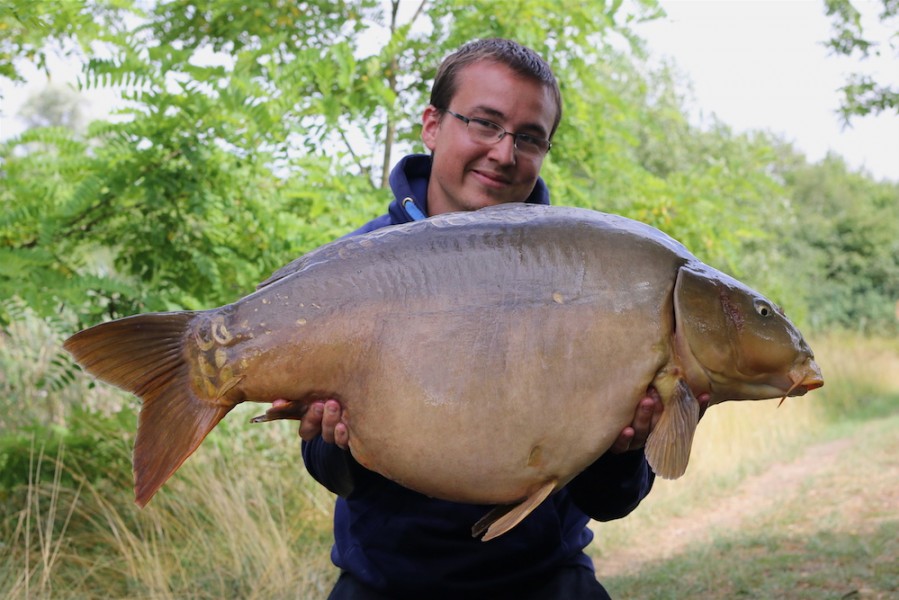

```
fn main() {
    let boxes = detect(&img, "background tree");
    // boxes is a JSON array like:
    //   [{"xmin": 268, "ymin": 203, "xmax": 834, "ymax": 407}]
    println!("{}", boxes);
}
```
[
  {"xmin": 17, "ymin": 82, "xmax": 89, "ymax": 131},
  {"xmin": 2, "ymin": 0, "xmax": 895, "ymax": 335},
  {"xmin": 0, "ymin": 0, "xmax": 132, "ymax": 86},
  {"xmin": 774, "ymin": 152, "xmax": 899, "ymax": 333},
  {"xmin": 824, "ymin": 0, "xmax": 899, "ymax": 121}
]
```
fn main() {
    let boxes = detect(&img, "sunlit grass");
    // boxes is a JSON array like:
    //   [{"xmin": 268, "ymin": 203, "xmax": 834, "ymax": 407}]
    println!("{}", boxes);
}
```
[
  {"xmin": 1, "ymin": 443, "xmax": 82, "ymax": 599},
  {"xmin": 76, "ymin": 428, "xmax": 337, "ymax": 598},
  {"xmin": 601, "ymin": 410, "xmax": 899, "ymax": 599}
]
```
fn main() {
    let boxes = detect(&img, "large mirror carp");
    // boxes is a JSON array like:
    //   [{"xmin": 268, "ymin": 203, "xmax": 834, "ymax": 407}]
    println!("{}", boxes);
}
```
[{"xmin": 64, "ymin": 203, "xmax": 823, "ymax": 540}]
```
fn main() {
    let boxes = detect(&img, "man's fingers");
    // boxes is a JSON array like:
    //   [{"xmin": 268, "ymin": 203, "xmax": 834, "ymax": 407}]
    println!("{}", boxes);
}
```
[
  {"xmin": 610, "ymin": 427, "xmax": 635, "ymax": 454},
  {"xmin": 333, "ymin": 423, "xmax": 350, "ymax": 450},
  {"xmin": 629, "ymin": 396, "xmax": 660, "ymax": 448},
  {"xmin": 292, "ymin": 399, "xmax": 348, "ymax": 448},
  {"xmin": 298, "ymin": 402, "xmax": 325, "ymax": 441},
  {"xmin": 320, "ymin": 400, "xmax": 342, "ymax": 444}
]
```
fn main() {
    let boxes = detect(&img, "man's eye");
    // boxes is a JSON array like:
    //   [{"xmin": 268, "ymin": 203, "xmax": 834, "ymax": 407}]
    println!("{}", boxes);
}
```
[
  {"xmin": 471, "ymin": 118, "xmax": 499, "ymax": 131},
  {"xmin": 516, "ymin": 134, "xmax": 541, "ymax": 148}
]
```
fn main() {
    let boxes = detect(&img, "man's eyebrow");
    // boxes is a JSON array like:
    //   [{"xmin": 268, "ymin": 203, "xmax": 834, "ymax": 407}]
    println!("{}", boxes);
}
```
[{"xmin": 471, "ymin": 105, "xmax": 549, "ymax": 137}]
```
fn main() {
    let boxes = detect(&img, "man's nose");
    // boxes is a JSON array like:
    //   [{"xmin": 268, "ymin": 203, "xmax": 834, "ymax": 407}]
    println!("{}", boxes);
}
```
[{"xmin": 487, "ymin": 134, "xmax": 517, "ymax": 165}]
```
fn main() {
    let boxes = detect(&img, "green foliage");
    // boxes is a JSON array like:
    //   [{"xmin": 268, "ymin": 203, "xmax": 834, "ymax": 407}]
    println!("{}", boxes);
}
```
[
  {"xmin": 0, "ymin": 298, "xmax": 104, "ymax": 432},
  {"xmin": 0, "ymin": 407, "xmax": 134, "ymax": 492},
  {"xmin": 1, "ymin": 0, "xmax": 893, "ymax": 346},
  {"xmin": 0, "ymin": 0, "xmax": 135, "ymax": 85},
  {"xmin": 774, "ymin": 154, "xmax": 899, "ymax": 333},
  {"xmin": 824, "ymin": 0, "xmax": 899, "ymax": 121}
]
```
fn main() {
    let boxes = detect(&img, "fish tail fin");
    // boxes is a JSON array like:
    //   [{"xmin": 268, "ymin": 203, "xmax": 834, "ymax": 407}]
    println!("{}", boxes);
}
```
[{"xmin": 63, "ymin": 312, "xmax": 233, "ymax": 507}]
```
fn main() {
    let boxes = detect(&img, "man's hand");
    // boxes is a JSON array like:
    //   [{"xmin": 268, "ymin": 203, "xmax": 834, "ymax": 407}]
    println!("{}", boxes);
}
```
[
  {"xmin": 271, "ymin": 398, "xmax": 349, "ymax": 450},
  {"xmin": 609, "ymin": 389, "xmax": 711, "ymax": 454}
]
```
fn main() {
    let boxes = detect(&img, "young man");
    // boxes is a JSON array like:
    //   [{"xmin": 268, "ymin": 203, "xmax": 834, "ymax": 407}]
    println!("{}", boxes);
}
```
[{"xmin": 285, "ymin": 39, "xmax": 674, "ymax": 599}]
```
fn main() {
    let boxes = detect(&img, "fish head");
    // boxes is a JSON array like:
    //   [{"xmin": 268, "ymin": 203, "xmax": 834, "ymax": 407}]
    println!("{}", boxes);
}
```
[{"xmin": 673, "ymin": 265, "xmax": 823, "ymax": 404}]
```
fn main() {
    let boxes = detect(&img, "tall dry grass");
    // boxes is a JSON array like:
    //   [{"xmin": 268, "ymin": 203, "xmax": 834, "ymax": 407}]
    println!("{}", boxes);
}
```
[
  {"xmin": 74, "ymin": 416, "xmax": 338, "ymax": 599},
  {"xmin": 1, "ymin": 406, "xmax": 338, "ymax": 599}
]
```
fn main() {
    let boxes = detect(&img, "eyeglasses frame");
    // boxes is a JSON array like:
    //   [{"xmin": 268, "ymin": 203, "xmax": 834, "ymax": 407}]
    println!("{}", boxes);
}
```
[{"xmin": 443, "ymin": 109, "xmax": 553, "ymax": 155}]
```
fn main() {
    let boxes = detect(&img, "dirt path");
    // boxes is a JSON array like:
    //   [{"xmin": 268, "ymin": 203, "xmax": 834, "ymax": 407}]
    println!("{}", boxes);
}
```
[{"xmin": 595, "ymin": 425, "xmax": 887, "ymax": 578}]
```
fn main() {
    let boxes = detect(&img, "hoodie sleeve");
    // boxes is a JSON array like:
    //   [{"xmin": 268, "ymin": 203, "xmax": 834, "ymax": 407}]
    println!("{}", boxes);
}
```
[{"xmin": 565, "ymin": 449, "xmax": 655, "ymax": 521}]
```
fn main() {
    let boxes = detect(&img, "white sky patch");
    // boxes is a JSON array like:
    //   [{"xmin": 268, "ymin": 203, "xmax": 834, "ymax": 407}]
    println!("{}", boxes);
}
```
[{"xmin": 636, "ymin": 0, "xmax": 898, "ymax": 181}]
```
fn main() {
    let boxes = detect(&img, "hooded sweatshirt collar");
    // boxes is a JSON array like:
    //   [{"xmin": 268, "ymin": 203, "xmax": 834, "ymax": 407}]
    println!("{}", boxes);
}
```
[{"xmin": 387, "ymin": 154, "xmax": 550, "ymax": 225}]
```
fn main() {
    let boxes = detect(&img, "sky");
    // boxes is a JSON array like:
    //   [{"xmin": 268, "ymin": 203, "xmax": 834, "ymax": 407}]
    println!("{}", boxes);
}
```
[
  {"xmin": 634, "ymin": 0, "xmax": 898, "ymax": 182},
  {"xmin": 1, "ymin": 0, "xmax": 896, "ymax": 182}
]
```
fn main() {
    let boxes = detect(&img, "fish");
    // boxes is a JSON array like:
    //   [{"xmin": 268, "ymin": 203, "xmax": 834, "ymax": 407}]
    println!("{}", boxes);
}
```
[{"xmin": 63, "ymin": 203, "xmax": 823, "ymax": 541}]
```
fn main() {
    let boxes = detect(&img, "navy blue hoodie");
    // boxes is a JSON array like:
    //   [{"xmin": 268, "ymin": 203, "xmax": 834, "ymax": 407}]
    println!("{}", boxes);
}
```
[{"xmin": 302, "ymin": 154, "xmax": 654, "ymax": 599}]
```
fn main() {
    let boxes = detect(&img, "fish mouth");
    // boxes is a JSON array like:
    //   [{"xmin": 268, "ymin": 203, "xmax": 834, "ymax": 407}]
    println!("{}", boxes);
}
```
[{"xmin": 786, "ymin": 359, "xmax": 824, "ymax": 397}]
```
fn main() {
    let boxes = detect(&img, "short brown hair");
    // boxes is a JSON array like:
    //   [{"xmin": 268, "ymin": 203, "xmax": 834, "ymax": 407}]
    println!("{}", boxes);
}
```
[{"xmin": 429, "ymin": 38, "xmax": 562, "ymax": 138}]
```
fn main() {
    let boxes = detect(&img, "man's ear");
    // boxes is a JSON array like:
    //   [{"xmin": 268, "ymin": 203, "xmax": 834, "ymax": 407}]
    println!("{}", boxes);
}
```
[{"xmin": 421, "ymin": 105, "xmax": 441, "ymax": 151}]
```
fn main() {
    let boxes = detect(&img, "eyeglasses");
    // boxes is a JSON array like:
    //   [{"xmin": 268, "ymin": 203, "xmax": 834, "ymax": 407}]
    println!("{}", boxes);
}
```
[{"xmin": 444, "ymin": 110, "xmax": 552, "ymax": 156}]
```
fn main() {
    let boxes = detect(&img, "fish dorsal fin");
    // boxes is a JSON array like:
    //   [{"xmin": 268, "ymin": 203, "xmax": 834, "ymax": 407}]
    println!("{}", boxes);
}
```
[
  {"xmin": 473, "ymin": 479, "xmax": 557, "ymax": 542},
  {"xmin": 644, "ymin": 377, "xmax": 700, "ymax": 479}
]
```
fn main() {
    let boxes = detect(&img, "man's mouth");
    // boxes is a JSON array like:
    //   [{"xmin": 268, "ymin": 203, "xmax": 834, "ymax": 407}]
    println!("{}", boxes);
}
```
[{"xmin": 471, "ymin": 169, "xmax": 511, "ymax": 188}]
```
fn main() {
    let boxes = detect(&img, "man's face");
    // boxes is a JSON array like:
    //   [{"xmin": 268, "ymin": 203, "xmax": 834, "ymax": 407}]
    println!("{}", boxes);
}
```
[{"xmin": 422, "ymin": 60, "xmax": 556, "ymax": 216}]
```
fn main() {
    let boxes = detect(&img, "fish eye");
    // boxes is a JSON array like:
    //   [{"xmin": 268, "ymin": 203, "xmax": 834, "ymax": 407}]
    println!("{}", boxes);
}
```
[{"xmin": 755, "ymin": 301, "xmax": 773, "ymax": 318}]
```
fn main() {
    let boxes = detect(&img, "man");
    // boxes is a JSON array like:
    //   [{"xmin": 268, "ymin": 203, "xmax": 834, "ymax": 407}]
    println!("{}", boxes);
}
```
[{"xmin": 279, "ymin": 38, "xmax": 695, "ymax": 599}]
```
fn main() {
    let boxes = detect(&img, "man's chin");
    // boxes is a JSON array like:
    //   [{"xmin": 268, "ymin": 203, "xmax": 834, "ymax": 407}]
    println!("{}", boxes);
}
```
[{"xmin": 465, "ymin": 194, "xmax": 520, "ymax": 211}]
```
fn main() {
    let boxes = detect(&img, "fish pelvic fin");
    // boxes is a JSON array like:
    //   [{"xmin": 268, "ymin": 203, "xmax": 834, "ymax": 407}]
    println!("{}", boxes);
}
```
[
  {"xmin": 473, "ymin": 479, "xmax": 557, "ymax": 542},
  {"xmin": 63, "ymin": 312, "xmax": 234, "ymax": 507},
  {"xmin": 644, "ymin": 377, "xmax": 700, "ymax": 480}
]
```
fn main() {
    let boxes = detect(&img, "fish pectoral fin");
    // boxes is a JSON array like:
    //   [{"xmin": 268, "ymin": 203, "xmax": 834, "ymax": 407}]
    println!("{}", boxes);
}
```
[
  {"xmin": 473, "ymin": 479, "xmax": 557, "ymax": 542},
  {"xmin": 644, "ymin": 377, "xmax": 700, "ymax": 480},
  {"xmin": 250, "ymin": 399, "xmax": 309, "ymax": 423}
]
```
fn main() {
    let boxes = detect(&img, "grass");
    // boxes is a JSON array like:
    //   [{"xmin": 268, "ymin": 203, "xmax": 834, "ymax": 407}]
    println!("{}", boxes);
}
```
[
  {"xmin": 592, "ymin": 331, "xmax": 899, "ymax": 598},
  {"xmin": 1, "ymin": 407, "xmax": 338, "ymax": 599},
  {"xmin": 608, "ymin": 524, "xmax": 899, "ymax": 599},
  {"xmin": 599, "ymin": 412, "xmax": 899, "ymax": 599},
  {"xmin": 1, "ymin": 327, "xmax": 897, "ymax": 598}
]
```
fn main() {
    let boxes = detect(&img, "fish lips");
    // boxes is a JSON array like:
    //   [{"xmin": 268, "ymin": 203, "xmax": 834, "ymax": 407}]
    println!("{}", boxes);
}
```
[{"xmin": 787, "ymin": 359, "xmax": 824, "ymax": 396}]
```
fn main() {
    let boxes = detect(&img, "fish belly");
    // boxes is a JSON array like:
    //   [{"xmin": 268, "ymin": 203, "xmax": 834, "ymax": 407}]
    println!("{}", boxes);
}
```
[{"xmin": 224, "ymin": 205, "xmax": 683, "ymax": 503}]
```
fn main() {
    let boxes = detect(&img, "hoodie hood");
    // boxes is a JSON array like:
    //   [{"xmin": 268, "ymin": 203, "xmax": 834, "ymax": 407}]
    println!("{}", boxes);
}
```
[
  {"xmin": 347, "ymin": 154, "xmax": 551, "ymax": 237},
  {"xmin": 389, "ymin": 154, "xmax": 551, "ymax": 224}
]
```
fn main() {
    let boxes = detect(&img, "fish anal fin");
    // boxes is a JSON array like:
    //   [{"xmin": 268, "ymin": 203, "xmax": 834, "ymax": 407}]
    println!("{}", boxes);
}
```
[
  {"xmin": 644, "ymin": 377, "xmax": 700, "ymax": 480},
  {"xmin": 471, "ymin": 504, "xmax": 515, "ymax": 539},
  {"xmin": 475, "ymin": 479, "xmax": 557, "ymax": 542}
]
